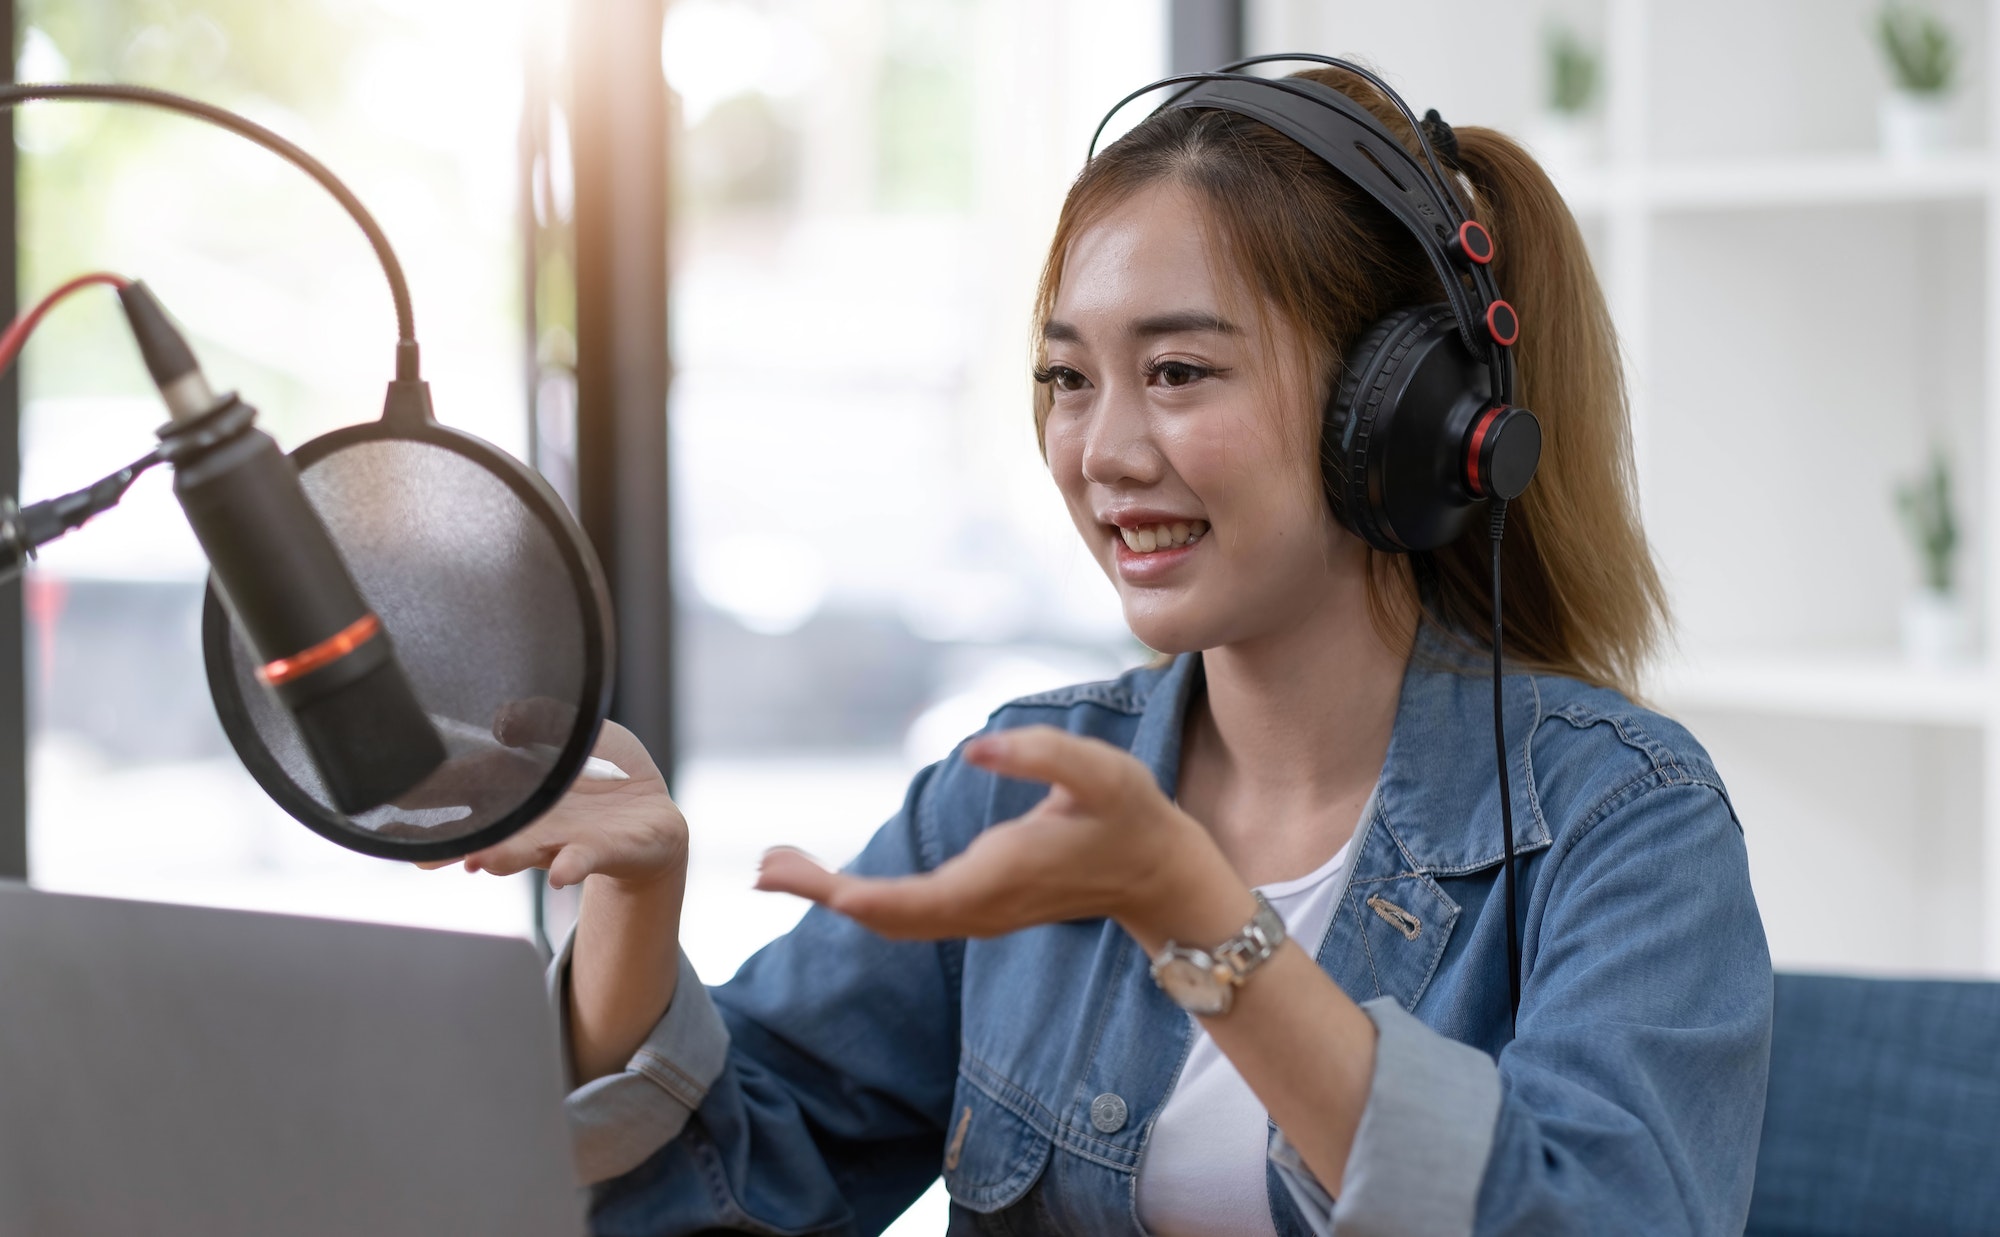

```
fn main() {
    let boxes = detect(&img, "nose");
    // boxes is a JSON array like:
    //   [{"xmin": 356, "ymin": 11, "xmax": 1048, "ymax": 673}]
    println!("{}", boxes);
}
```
[{"xmin": 1079, "ymin": 377, "xmax": 1163, "ymax": 488}]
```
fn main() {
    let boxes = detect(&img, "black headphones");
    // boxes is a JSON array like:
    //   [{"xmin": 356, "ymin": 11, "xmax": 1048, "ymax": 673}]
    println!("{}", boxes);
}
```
[
  {"xmin": 1090, "ymin": 54, "xmax": 1542, "ymax": 554},
  {"xmin": 1090, "ymin": 55, "xmax": 1540, "ymax": 1030}
]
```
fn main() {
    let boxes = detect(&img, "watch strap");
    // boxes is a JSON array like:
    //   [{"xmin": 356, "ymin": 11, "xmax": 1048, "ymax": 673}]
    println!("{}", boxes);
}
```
[
  {"xmin": 1211, "ymin": 890, "xmax": 1286, "ymax": 981},
  {"xmin": 1149, "ymin": 890, "xmax": 1287, "ymax": 1015}
]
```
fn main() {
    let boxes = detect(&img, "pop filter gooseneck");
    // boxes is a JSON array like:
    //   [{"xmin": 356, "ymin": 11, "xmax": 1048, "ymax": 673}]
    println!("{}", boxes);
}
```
[
  {"xmin": 0, "ymin": 82, "xmax": 421, "ymax": 378},
  {"xmin": 3, "ymin": 84, "xmax": 616, "ymax": 863}
]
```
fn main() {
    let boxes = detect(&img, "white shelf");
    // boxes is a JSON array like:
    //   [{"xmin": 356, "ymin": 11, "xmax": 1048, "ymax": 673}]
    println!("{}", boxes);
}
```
[
  {"xmin": 1268, "ymin": 0, "xmax": 2000, "ymax": 972},
  {"xmin": 1555, "ymin": 153, "xmax": 1993, "ymax": 215},
  {"xmin": 1648, "ymin": 653, "xmax": 1990, "ymax": 727}
]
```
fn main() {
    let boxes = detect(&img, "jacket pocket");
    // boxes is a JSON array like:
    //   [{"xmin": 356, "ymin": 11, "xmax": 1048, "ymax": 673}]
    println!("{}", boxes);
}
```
[{"xmin": 940, "ymin": 1071, "xmax": 1054, "ymax": 1214}]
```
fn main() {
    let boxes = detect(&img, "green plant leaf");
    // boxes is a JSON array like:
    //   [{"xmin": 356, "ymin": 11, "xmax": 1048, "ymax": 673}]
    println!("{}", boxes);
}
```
[
  {"xmin": 1894, "ymin": 447, "xmax": 1958, "ymax": 593},
  {"xmin": 1544, "ymin": 24, "xmax": 1599, "ymax": 115},
  {"xmin": 1878, "ymin": 2, "xmax": 1957, "ymax": 94}
]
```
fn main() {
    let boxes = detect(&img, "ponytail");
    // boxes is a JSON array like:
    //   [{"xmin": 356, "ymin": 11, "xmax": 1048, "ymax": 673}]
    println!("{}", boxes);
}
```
[{"xmin": 1427, "ymin": 126, "xmax": 1666, "ymax": 697}]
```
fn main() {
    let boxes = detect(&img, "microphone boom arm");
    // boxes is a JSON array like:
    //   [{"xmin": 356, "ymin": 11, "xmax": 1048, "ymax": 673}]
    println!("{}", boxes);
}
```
[
  {"xmin": 0, "ymin": 82, "xmax": 421, "ymax": 380},
  {"xmin": 0, "ymin": 448, "xmax": 166, "ymax": 582}
]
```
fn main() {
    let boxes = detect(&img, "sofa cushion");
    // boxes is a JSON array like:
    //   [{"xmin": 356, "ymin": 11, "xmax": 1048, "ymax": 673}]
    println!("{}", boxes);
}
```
[{"xmin": 1747, "ymin": 972, "xmax": 2000, "ymax": 1237}]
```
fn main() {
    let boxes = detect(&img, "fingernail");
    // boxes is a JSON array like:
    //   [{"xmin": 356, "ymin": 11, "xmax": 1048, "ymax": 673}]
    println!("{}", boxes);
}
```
[{"xmin": 965, "ymin": 735, "xmax": 1002, "ymax": 761}]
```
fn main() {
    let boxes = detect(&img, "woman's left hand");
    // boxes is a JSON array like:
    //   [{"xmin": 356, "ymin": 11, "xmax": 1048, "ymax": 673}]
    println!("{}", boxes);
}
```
[{"xmin": 756, "ymin": 724, "xmax": 1226, "ymax": 942}]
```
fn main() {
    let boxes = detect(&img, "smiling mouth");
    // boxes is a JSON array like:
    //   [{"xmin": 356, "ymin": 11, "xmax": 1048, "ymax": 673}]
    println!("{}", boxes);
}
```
[{"xmin": 1115, "ymin": 519, "xmax": 1209, "ymax": 553}]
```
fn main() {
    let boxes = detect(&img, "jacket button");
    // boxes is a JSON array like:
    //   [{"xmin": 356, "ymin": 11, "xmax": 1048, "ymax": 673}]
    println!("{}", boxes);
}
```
[{"xmin": 1090, "ymin": 1092, "xmax": 1128, "ymax": 1134}]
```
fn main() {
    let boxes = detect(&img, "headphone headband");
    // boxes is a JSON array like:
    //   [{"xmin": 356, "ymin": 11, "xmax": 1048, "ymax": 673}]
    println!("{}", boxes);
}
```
[{"xmin": 1085, "ymin": 61, "xmax": 1515, "ymax": 404}]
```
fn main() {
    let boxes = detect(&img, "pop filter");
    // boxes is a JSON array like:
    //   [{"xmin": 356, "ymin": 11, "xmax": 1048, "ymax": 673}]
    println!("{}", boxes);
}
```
[
  {"xmin": 0, "ymin": 83, "xmax": 620, "ymax": 864},
  {"xmin": 204, "ymin": 382, "xmax": 614, "ymax": 863}
]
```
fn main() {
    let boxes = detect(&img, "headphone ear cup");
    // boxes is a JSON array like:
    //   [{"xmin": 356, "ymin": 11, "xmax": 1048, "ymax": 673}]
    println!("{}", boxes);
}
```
[
  {"xmin": 1323, "ymin": 305, "xmax": 1453, "ymax": 552},
  {"xmin": 1325, "ymin": 302, "xmax": 1495, "ymax": 553}
]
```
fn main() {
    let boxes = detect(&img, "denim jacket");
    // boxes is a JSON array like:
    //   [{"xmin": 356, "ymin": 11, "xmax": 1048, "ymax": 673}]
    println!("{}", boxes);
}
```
[{"xmin": 552, "ymin": 628, "xmax": 1774, "ymax": 1236}]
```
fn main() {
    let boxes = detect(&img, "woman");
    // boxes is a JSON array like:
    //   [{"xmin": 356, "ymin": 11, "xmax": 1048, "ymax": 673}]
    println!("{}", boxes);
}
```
[{"xmin": 456, "ymin": 63, "xmax": 1773, "ymax": 1236}]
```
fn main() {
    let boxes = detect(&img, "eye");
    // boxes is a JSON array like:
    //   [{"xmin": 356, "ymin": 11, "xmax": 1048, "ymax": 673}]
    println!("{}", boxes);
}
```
[
  {"xmin": 1147, "ymin": 359, "xmax": 1216, "ymax": 388},
  {"xmin": 1034, "ymin": 363, "xmax": 1090, "ymax": 393}
]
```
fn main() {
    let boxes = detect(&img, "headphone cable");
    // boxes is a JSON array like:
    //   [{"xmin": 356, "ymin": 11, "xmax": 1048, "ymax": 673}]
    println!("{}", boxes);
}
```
[{"xmin": 1491, "ymin": 499, "xmax": 1521, "ymax": 1036}]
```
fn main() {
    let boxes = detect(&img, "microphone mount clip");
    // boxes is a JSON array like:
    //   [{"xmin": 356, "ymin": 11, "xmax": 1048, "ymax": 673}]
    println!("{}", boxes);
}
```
[{"xmin": 156, "ymin": 397, "xmax": 259, "ymax": 466}]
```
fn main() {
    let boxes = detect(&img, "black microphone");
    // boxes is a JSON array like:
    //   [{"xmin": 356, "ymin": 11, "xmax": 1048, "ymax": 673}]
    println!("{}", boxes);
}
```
[{"xmin": 117, "ymin": 281, "xmax": 448, "ymax": 814}]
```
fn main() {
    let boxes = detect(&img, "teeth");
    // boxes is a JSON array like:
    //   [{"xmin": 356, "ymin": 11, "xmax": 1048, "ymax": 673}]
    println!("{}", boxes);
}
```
[{"xmin": 1117, "ymin": 520, "xmax": 1209, "ymax": 552}]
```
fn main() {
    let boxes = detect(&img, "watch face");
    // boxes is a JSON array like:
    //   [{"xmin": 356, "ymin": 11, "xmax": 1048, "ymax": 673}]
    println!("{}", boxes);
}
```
[{"xmin": 1155, "ymin": 954, "xmax": 1230, "ymax": 1017}]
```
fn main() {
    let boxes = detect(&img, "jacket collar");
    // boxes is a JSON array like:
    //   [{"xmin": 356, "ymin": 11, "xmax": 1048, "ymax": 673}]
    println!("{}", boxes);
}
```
[{"xmin": 1133, "ymin": 622, "xmax": 1551, "ymax": 878}]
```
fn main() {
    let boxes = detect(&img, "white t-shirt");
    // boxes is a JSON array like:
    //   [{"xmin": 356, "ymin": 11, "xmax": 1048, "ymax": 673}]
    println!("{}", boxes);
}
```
[{"xmin": 1133, "ymin": 833, "xmax": 1357, "ymax": 1237}]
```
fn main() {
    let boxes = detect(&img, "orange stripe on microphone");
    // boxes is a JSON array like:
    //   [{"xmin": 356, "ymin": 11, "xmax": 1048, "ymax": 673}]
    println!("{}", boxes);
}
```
[{"xmin": 256, "ymin": 613, "xmax": 381, "ymax": 687}]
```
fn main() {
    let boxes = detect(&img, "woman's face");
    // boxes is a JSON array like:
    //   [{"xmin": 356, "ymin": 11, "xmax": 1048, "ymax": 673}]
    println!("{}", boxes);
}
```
[{"xmin": 1042, "ymin": 181, "xmax": 1364, "ymax": 654}]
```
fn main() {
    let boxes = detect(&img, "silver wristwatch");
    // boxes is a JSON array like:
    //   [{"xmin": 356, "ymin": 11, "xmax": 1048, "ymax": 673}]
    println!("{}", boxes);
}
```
[{"xmin": 1148, "ymin": 891, "xmax": 1285, "ymax": 1017}]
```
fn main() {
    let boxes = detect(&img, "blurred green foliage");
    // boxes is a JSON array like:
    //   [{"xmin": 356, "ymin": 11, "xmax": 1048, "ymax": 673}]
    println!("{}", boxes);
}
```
[
  {"xmin": 874, "ymin": 0, "xmax": 971, "ymax": 211},
  {"xmin": 1543, "ymin": 21, "xmax": 1599, "ymax": 116},
  {"xmin": 21, "ymin": 0, "xmax": 373, "ymax": 103},
  {"xmin": 1877, "ymin": 2, "xmax": 1956, "ymax": 95},
  {"xmin": 1895, "ymin": 448, "xmax": 1958, "ymax": 594},
  {"xmin": 674, "ymin": 0, "xmax": 974, "ymax": 218},
  {"xmin": 681, "ymin": 91, "xmax": 798, "ymax": 212},
  {"xmin": 13, "ymin": 0, "xmax": 394, "ymax": 410}
]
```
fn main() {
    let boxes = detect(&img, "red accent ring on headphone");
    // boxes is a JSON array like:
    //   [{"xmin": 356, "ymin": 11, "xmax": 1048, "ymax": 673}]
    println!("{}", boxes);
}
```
[
  {"xmin": 1465, "ymin": 405, "xmax": 1505, "ymax": 496},
  {"xmin": 1485, "ymin": 300, "xmax": 1520, "ymax": 346},
  {"xmin": 1457, "ymin": 220, "xmax": 1494, "ymax": 265}
]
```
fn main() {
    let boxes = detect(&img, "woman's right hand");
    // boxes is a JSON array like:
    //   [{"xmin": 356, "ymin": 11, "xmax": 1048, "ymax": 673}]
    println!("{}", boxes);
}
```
[
  {"xmin": 419, "ymin": 702, "xmax": 688, "ymax": 891},
  {"xmin": 421, "ymin": 702, "xmax": 691, "ymax": 1086}
]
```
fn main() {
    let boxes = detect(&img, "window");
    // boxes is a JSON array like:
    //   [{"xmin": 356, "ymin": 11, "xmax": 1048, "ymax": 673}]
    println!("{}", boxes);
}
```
[
  {"xmin": 659, "ymin": 0, "xmax": 1163, "ymax": 980},
  {"xmin": 19, "ymin": 0, "xmax": 540, "ymax": 935},
  {"xmin": 654, "ymin": 4, "xmax": 1162, "ymax": 1228}
]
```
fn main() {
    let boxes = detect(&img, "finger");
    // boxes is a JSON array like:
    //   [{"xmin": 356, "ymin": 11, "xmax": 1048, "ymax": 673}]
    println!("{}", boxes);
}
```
[
  {"xmin": 829, "ymin": 871, "xmax": 984, "ymax": 939},
  {"xmin": 573, "ymin": 720, "xmax": 663, "ymax": 784},
  {"xmin": 752, "ymin": 849, "xmax": 956, "ymax": 936},
  {"xmin": 411, "ymin": 859, "xmax": 456, "ymax": 871},
  {"xmin": 493, "ymin": 696, "xmax": 579, "ymax": 748},
  {"xmin": 753, "ymin": 847, "xmax": 844, "ymax": 903},
  {"xmin": 758, "ymin": 846, "xmax": 1016, "ymax": 940},
  {"xmin": 460, "ymin": 833, "xmax": 559, "ymax": 878},
  {"xmin": 963, "ymin": 726, "xmax": 1140, "ymax": 808},
  {"xmin": 547, "ymin": 842, "xmax": 599, "ymax": 890}
]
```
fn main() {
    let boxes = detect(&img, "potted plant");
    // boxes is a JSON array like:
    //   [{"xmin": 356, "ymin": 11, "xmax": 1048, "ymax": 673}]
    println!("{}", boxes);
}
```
[
  {"xmin": 1527, "ymin": 21, "xmax": 1600, "ymax": 175},
  {"xmin": 1895, "ymin": 448, "xmax": 1964, "ymax": 665},
  {"xmin": 1876, "ymin": 3, "xmax": 1957, "ymax": 161}
]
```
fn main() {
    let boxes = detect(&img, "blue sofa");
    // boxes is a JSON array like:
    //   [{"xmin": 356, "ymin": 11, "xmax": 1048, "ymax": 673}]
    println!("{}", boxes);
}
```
[{"xmin": 1746, "ymin": 972, "xmax": 2000, "ymax": 1236}]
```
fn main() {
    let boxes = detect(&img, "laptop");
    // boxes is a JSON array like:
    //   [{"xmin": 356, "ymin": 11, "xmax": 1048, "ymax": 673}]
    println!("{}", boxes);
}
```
[{"xmin": 0, "ymin": 881, "xmax": 584, "ymax": 1236}]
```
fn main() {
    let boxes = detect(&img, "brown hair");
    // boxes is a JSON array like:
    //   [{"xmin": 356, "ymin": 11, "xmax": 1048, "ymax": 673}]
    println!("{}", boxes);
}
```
[{"xmin": 1031, "ymin": 66, "xmax": 1666, "ymax": 698}]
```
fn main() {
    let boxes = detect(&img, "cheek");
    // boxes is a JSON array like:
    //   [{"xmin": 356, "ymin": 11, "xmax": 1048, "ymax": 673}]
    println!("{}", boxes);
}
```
[
  {"xmin": 1043, "ymin": 420, "xmax": 1090, "ymax": 508},
  {"xmin": 1160, "ymin": 410, "xmax": 1321, "ymax": 531}
]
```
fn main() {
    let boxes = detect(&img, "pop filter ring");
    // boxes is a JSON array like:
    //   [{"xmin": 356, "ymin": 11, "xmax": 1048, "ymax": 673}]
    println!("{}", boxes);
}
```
[{"xmin": 202, "ymin": 399, "xmax": 616, "ymax": 863}]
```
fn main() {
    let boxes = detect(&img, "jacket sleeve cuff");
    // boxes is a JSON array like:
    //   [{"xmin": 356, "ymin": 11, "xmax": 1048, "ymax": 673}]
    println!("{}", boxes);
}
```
[
  {"xmin": 1268, "ymin": 996, "xmax": 1501, "ymax": 1237},
  {"xmin": 546, "ymin": 931, "xmax": 732, "ymax": 1185}
]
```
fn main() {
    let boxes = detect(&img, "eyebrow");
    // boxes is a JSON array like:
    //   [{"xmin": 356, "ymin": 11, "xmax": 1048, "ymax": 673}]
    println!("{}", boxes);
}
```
[{"xmin": 1040, "ymin": 310, "xmax": 1240, "ymax": 344}]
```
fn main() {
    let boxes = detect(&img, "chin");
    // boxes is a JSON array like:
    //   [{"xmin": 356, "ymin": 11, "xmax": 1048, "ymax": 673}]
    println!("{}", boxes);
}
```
[{"xmin": 1118, "ymin": 596, "xmax": 1223, "ymax": 657}]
